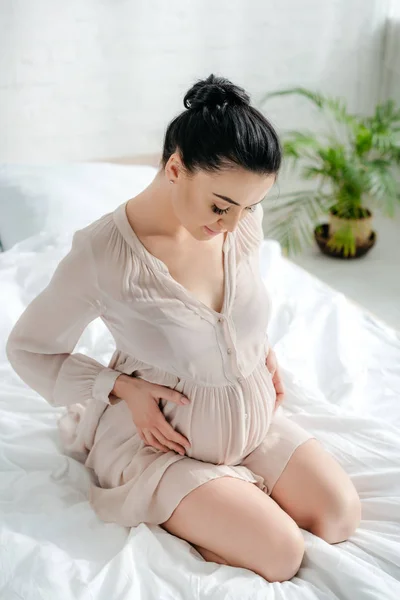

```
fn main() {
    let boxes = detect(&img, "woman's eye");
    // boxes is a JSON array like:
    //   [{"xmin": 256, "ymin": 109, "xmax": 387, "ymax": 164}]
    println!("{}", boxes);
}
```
[
  {"xmin": 211, "ymin": 204, "xmax": 229, "ymax": 215},
  {"xmin": 211, "ymin": 204, "xmax": 257, "ymax": 215}
]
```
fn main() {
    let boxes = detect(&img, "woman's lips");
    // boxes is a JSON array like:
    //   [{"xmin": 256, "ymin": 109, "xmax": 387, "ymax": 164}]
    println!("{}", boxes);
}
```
[{"xmin": 204, "ymin": 225, "xmax": 221, "ymax": 236}]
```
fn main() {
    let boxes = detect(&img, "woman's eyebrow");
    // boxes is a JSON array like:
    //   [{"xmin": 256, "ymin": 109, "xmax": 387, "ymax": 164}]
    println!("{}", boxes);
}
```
[{"xmin": 213, "ymin": 193, "xmax": 262, "ymax": 207}]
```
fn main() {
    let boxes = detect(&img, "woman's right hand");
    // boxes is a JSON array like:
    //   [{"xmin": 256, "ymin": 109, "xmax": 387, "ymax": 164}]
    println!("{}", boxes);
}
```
[{"xmin": 112, "ymin": 374, "xmax": 191, "ymax": 456}]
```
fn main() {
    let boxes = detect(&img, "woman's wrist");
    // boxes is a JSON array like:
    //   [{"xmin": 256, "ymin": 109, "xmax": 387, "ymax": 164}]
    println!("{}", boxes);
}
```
[{"xmin": 112, "ymin": 373, "xmax": 137, "ymax": 400}]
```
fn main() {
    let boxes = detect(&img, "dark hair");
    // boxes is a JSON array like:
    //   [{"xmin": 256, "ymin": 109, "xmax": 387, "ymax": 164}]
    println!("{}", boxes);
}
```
[{"xmin": 161, "ymin": 74, "xmax": 282, "ymax": 175}]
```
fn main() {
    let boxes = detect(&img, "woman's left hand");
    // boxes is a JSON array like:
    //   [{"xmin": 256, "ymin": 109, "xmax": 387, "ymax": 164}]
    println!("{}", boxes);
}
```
[{"xmin": 265, "ymin": 348, "xmax": 285, "ymax": 411}]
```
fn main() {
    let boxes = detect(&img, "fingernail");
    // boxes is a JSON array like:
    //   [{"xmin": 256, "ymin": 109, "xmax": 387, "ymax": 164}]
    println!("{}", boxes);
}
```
[{"xmin": 181, "ymin": 396, "xmax": 190, "ymax": 405}]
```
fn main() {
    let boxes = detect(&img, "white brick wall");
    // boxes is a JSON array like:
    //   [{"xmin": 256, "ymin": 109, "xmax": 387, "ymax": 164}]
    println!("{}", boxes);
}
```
[{"xmin": 0, "ymin": 0, "xmax": 389, "ymax": 163}]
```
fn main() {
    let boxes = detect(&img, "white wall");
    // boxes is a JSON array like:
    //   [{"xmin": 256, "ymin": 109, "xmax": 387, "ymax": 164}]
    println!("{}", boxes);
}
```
[
  {"xmin": 380, "ymin": 1, "xmax": 400, "ymax": 102},
  {"xmin": 0, "ymin": 0, "xmax": 390, "ymax": 163}
]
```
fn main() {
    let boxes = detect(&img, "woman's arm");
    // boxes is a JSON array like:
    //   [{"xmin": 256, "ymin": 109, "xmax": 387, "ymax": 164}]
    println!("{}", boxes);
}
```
[{"xmin": 6, "ymin": 228, "xmax": 120, "ymax": 407}]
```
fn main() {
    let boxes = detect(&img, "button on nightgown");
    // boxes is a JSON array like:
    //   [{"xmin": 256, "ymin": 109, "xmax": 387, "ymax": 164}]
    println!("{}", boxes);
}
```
[{"xmin": 6, "ymin": 201, "xmax": 314, "ymax": 527}]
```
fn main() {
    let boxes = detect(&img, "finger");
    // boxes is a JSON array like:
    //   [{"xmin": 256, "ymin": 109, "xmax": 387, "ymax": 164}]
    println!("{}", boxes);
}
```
[
  {"xmin": 273, "ymin": 379, "xmax": 285, "ymax": 395},
  {"xmin": 143, "ymin": 430, "xmax": 170, "ymax": 453},
  {"xmin": 272, "ymin": 368, "xmax": 284, "ymax": 387},
  {"xmin": 158, "ymin": 418, "xmax": 191, "ymax": 449},
  {"xmin": 154, "ymin": 429, "xmax": 186, "ymax": 455},
  {"xmin": 146, "ymin": 431, "xmax": 170, "ymax": 453},
  {"xmin": 153, "ymin": 429, "xmax": 186, "ymax": 456},
  {"xmin": 153, "ymin": 385, "xmax": 190, "ymax": 406},
  {"xmin": 272, "ymin": 374, "xmax": 285, "ymax": 395},
  {"xmin": 266, "ymin": 353, "xmax": 276, "ymax": 376}
]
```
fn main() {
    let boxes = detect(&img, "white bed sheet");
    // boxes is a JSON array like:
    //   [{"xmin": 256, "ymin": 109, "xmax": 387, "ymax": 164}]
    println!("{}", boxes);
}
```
[{"xmin": 1, "ymin": 233, "xmax": 400, "ymax": 600}]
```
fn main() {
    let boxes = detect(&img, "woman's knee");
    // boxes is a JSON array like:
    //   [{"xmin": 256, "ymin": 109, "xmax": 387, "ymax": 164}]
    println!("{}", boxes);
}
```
[
  {"xmin": 192, "ymin": 516, "xmax": 304, "ymax": 583},
  {"xmin": 312, "ymin": 485, "xmax": 361, "ymax": 544},
  {"xmin": 256, "ymin": 522, "xmax": 304, "ymax": 583}
]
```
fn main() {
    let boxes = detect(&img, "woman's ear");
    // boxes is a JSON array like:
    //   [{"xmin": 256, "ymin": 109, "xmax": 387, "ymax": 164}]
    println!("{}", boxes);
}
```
[{"xmin": 165, "ymin": 153, "xmax": 184, "ymax": 184}]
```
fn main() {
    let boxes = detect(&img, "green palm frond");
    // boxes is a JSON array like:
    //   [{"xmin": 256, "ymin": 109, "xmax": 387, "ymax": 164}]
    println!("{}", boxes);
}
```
[
  {"xmin": 326, "ymin": 225, "xmax": 357, "ymax": 257},
  {"xmin": 360, "ymin": 100, "xmax": 400, "ymax": 159},
  {"xmin": 366, "ymin": 160, "xmax": 400, "ymax": 218},
  {"xmin": 283, "ymin": 131, "xmax": 322, "ymax": 158},
  {"xmin": 281, "ymin": 132, "xmax": 325, "ymax": 175},
  {"xmin": 302, "ymin": 166, "xmax": 328, "ymax": 180},
  {"xmin": 392, "ymin": 146, "xmax": 400, "ymax": 164},
  {"xmin": 368, "ymin": 99, "xmax": 400, "ymax": 128},
  {"xmin": 261, "ymin": 87, "xmax": 357, "ymax": 128},
  {"xmin": 265, "ymin": 191, "xmax": 332, "ymax": 255}
]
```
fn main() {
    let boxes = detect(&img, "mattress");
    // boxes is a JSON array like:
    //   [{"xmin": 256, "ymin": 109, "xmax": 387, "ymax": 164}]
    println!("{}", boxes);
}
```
[{"xmin": 1, "ymin": 233, "xmax": 399, "ymax": 599}]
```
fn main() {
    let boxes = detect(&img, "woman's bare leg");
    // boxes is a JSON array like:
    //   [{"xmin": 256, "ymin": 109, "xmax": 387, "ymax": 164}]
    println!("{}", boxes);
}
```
[
  {"xmin": 191, "ymin": 545, "xmax": 229, "ymax": 565},
  {"xmin": 270, "ymin": 439, "xmax": 361, "ymax": 543},
  {"xmin": 162, "ymin": 476, "xmax": 304, "ymax": 582}
]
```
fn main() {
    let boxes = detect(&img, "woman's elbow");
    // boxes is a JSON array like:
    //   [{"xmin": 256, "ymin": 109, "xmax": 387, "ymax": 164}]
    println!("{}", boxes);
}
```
[{"xmin": 6, "ymin": 325, "xmax": 35, "ymax": 378}]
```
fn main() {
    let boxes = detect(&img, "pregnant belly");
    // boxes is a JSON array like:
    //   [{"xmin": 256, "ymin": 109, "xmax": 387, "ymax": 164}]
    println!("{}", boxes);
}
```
[{"xmin": 159, "ymin": 363, "xmax": 276, "ymax": 466}]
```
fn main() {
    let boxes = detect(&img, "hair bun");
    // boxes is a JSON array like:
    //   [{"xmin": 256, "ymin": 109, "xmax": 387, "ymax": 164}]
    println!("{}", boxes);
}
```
[{"xmin": 184, "ymin": 74, "xmax": 250, "ymax": 111}]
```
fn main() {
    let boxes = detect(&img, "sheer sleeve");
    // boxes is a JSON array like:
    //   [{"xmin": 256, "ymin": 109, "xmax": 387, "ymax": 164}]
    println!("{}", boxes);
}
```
[{"xmin": 6, "ymin": 229, "xmax": 120, "ymax": 407}]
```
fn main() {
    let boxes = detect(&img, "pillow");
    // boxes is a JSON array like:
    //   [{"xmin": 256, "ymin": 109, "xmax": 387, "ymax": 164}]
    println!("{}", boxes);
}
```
[{"xmin": 0, "ymin": 163, "xmax": 158, "ymax": 250}]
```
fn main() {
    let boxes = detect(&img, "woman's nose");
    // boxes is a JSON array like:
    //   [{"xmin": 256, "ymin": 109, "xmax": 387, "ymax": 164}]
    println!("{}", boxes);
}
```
[{"xmin": 221, "ymin": 213, "xmax": 242, "ymax": 233}]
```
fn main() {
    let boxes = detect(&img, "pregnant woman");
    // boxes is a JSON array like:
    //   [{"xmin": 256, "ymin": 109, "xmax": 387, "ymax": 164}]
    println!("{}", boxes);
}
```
[{"xmin": 6, "ymin": 75, "xmax": 361, "ymax": 583}]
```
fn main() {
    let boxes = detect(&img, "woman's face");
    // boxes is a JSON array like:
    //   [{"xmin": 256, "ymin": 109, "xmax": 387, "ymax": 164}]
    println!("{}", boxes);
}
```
[{"xmin": 166, "ymin": 154, "xmax": 276, "ymax": 242}]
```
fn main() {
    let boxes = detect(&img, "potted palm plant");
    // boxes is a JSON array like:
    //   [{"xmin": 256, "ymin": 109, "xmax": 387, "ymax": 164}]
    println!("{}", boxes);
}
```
[{"xmin": 261, "ymin": 89, "xmax": 400, "ymax": 258}]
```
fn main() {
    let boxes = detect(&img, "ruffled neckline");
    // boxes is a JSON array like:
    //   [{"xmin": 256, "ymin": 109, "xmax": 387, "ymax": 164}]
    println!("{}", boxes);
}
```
[
  {"xmin": 113, "ymin": 201, "xmax": 231, "ymax": 274},
  {"xmin": 112, "ymin": 201, "xmax": 234, "ymax": 319}
]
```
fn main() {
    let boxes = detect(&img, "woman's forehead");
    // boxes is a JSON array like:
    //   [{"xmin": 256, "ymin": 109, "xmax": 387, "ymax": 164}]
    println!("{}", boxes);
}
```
[{"xmin": 197, "ymin": 168, "xmax": 275, "ymax": 202}]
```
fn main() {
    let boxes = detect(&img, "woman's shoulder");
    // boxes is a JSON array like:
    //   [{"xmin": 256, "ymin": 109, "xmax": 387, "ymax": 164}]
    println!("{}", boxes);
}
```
[
  {"xmin": 76, "ymin": 206, "xmax": 129, "ymax": 257},
  {"xmin": 65, "ymin": 207, "xmax": 137, "ymax": 283},
  {"xmin": 234, "ymin": 203, "xmax": 264, "ymax": 258}
]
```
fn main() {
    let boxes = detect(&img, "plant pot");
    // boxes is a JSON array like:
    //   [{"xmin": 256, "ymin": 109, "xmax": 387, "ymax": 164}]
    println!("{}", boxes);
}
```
[
  {"xmin": 328, "ymin": 209, "xmax": 373, "ymax": 245},
  {"xmin": 314, "ymin": 224, "xmax": 376, "ymax": 259}
]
